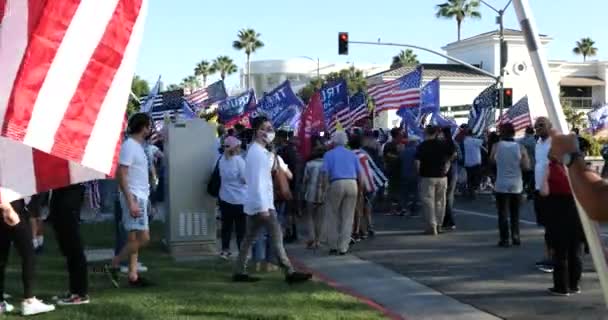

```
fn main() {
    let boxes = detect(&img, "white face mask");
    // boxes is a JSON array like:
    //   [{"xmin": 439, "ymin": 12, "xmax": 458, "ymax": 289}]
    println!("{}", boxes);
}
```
[{"xmin": 264, "ymin": 131, "xmax": 276, "ymax": 144}]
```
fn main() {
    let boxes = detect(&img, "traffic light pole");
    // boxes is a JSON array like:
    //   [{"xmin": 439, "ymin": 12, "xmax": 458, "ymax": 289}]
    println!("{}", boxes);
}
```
[{"xmin": 349, "ymin": 41, "xmax": 499, "ymax": 81}]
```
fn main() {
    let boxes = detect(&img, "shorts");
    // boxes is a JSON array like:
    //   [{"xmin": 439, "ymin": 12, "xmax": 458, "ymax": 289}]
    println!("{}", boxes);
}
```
[{"xmin": 119, "ymin": 193, "xmax": 149, "ymax": 232}]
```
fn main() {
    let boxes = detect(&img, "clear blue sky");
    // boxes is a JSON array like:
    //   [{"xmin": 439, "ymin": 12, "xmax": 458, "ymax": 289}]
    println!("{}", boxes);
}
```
[{"xmin": 135, "ymin": 0, "xmax": 607, "ymax": 88}]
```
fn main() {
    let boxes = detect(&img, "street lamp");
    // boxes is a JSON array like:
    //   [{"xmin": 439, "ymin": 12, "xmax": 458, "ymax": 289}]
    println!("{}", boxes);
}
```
[
  {"xmin": 480, "ymin": 0, "xmax": 513, "ymax": 118},
  {"xmin": 298, "ymin": 56, "xmax": 320, "ymax": 78}
]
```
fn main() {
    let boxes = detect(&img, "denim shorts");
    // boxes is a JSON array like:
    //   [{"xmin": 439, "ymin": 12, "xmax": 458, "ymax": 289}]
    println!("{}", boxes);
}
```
[{"xmin": 119, "ymin": 193, "xmax": 149, "ymax": 231}]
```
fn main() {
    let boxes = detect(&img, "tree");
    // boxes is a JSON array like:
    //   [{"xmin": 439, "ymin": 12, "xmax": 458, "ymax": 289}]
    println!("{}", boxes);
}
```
[
  {"xmin": 212, "ymin": 56, "xmax": 238, "ymax": 81},
  {"xmin": 233, "ymin": 28, "xmax": 264, "ymax": 89},
  {"xmin": 127, "ymin": 75, "xmax": 150, "ymax": 116},
  {"xmin": 573, "ymin": 37, "xmax": 598, "ymax": 62},
  {"xmin": 435, "ymin": 0, "xmax": 481, "ymax": 41},
  {"xmin": 562, "ymin": 100, "xmax": 587, "ymax": 130},
  {"xmin": 297, "ymin": 66, "xmax": 368, "ymax": 104},
  {"xmin": 391, "ymin": 49, "xmax": 419, "ymax": 69},
  {"xmin": 166, "ymin": 84, "xmax": 181, "ymax": 91},
  {"xmin": 181, "ymin": 75, "xmax": 200, "ymax": 91},
  {"xmin": 194, "ymin": 60, "xmax": 215, "ymax": 87}
]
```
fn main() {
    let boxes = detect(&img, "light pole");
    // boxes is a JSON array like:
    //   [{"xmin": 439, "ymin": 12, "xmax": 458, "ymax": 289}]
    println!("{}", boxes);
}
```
[
  {"xmin": 298, "ymin": 56, "xmax": 320, "ymax": 78},
  {"xmin": 480, "ymin": 0, "xmax": 513, "ymax": 118}
]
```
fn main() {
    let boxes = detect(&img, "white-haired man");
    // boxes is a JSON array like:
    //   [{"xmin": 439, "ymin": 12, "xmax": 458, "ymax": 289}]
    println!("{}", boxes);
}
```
[{"xmin": 322, "ymin": 131, "xmax": 362, "ymax": 255}]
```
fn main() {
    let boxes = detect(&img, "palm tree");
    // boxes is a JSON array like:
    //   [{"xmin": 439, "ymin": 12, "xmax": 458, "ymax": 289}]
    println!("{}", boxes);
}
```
[
  {"xmin": 435, "ymin": 0, "xmax": 482, "ymax": 41},
  {"xmin": 573, "ymin": 38, "xmax": 598, "ymax": 62},
  {"xmin": 233, "ymin": 29, "xmax": 264, "ymax": 89},
  {"xmin": 194, "ymin": 60, "xmax": 215, "ymax": 87},
  {"xmin": 391, "ymin": 49, "xmax": 419, "ymax": 69},
  {"xmin": 212, "ymin": 56, "xmax": 238, "ymax": 81},
  {"xmin": 181, "ymin": 75, "xmax": 200, "ymax": 92}
]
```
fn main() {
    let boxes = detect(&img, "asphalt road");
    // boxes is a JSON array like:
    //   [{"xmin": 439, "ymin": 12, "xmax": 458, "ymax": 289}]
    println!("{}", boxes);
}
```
[{"xmin": 352, "ymin": 194, "xmax": 608, "ymax": 320}]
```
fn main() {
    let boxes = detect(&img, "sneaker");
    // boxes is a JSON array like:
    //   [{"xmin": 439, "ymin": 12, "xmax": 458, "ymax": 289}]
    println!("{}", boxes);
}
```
[
  {"xmin": 128, "ymin": 277, "xmax": 153, "ymax": 288},
  {"xmin": 51, "ymin": 292, "xmax": 72, "ymax": 301},
  {"xmin": 0, "ymin": 301, "xmax": 14, "ymax": 314},
  {"xmin": 367, "ymin": 230, "xmax": 376, "ymax": 237},
  {"xmin": 56, "ymin": 294, "xmax": 90, "ymax": 306},
  {"xmin": 21, "ymin": 298, "xmax": 55, "ymax": 316},
  {"xmin": 219, "ymin": 251, "xmax": 230, "ymax": 260},
  {"xmin": 2, "ymin": 293, "xmax": 11, "ymax": 300},
  {"xmin": 548, "ymin": 288, "xmax": 570, "ymax": 296},
  {"xmin": 538, "ymin": 264, "xmax": 554, "ymax": 273},
  {"xmin": 120, "ymin": 262, "xmax": 148, "ymax": 274},
  {"xmin": 233, "ymin": 274, "xmax": 261, "ymax": 282},
  {"xmin": 285, "ymin": 272, "xmax": 312, "ymax": 284},
  {"xmin": 104, "ymin": 264, "xmax": 120, "ymax": 288},
  {"xmin": 570, "ymin": 287, "xmax": 582, "ymax": 294}
]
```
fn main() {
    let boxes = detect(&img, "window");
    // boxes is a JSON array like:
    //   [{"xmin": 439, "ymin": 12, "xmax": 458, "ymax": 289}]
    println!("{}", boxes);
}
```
[{"xmin": 560, "ymin": 86, "xmax": 592, "ymax": 98}]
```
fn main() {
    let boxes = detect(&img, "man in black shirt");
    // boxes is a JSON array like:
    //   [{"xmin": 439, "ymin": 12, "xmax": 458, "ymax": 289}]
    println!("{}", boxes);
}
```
[{"xmin": 415, "ymin": 126, "xmax": 456, "ymax": 236}]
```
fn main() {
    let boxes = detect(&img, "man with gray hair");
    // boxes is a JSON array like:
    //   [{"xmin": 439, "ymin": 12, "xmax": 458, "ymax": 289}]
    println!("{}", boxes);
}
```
[{"xmin": 322, "ymin": 131, "xmax": 361, "ymax": 255}]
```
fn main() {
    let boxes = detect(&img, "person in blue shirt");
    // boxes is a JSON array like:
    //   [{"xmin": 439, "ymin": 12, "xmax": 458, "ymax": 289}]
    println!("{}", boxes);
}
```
[
  {"xmin": 399, "ymin": 135, "xmax": 420, "ymax": 216},
  {"xmin": 322, "ymin": 131, "xmax": 362, "ymax": 255}
]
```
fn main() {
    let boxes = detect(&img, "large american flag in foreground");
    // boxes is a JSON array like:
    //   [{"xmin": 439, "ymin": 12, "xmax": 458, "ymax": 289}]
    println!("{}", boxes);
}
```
[
  {"xmin": 0, "ymin": 0, "xmax": 148, "ymax": 202},
  {"xmin": 368, "ymin": 67, "xmax": 421, "ymax": 113},
  {"xmin": 497, "ymin": 96, "xmax": 532, "ymax": 132}
]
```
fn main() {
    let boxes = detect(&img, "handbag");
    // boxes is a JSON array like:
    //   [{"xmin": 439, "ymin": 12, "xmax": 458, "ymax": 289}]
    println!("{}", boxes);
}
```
[
  {"xmin": 207, "ymin": 156, "xmax": 222, "ymax": 198},
  {"xmin": 272, "ymin": 155, "xmax": 292, "ymax": 201}
]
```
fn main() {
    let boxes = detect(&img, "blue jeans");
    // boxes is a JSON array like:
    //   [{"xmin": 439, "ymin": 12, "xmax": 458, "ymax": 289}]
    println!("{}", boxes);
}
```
[{"xmin": 401, "ymin": 176, "xmax": 419, "ymax": 212}]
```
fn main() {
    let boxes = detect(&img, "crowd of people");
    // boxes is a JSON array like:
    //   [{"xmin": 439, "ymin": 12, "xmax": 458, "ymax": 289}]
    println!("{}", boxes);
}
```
[{"xmin": 1, "ymin": 110, "xmax": 608, "ymax": 315}]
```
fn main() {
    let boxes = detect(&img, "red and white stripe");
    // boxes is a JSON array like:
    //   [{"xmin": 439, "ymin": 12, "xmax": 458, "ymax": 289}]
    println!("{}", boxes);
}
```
[
  {"xmin": 0, "ymin": 0, "xmax": 148, "ymax": 203},
  {"xmin": 368, "ymin": 80, "xmax": 420, "ymax": 113},
  {"xmin": 185, "ymin": 87, "xmax": 209, "ymax": 106}
]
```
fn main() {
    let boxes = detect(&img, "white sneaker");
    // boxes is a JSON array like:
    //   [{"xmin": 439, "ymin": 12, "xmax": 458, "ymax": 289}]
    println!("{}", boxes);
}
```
[
  {"xmin": 21, "ymin": 298, "xmax": 55, "ymax": 316},
  {"xmin": 2, "ymin": 293, "xmax": 11, "ymax": 300},
  {"xmin": 0, "ymin": 301, "xmax": 14, "ymax": 314},
  {"xmin": 120, "ymin": 262, "xmax": 148, "ymax": 274}
]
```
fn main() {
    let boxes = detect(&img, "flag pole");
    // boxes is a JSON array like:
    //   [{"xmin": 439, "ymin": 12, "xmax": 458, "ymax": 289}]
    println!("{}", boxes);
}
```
[{"xmin": 513, "ymin": 0, "xmax": 608, "ymax": 307}]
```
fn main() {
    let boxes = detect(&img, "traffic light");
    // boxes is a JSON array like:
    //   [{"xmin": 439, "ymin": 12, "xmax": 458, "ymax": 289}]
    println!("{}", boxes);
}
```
[
  {"xmin": 502, "ymin": 88, "xmax": 513, "ymax": 107},
  {"xmin": 338, "ymin": 32, "xmax": 348, "ymax": 55}
]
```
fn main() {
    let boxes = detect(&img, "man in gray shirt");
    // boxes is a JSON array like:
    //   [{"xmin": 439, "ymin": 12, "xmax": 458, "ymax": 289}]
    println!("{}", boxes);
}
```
[{"xmin": 518, "ymin": 126, "xmax": 536, "ymax": 199}]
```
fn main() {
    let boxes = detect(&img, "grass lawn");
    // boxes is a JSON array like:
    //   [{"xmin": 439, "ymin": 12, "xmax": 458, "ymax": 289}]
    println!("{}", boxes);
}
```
[{"xmin": 2, "ymin": 221, "xmax": 386, "ymax": 320}]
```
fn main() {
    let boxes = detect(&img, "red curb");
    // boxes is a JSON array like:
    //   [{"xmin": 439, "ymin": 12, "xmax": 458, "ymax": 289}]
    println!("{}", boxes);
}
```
[{"xmin": 290, "ymin": 256, "xmax": 407, "ymax": 320}]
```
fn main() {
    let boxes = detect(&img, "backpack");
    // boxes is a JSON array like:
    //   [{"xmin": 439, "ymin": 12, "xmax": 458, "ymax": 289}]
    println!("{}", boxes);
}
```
[{"xmin": 207, "ymin": 157, "xmax": 222, "ymax": 198}]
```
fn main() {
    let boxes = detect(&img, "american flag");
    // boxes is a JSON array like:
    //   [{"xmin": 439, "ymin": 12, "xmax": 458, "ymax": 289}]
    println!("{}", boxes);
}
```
[
  {"xmin": 184, "ymin": 80, "xmax": 227, "ymax": 111},
  {"xmin": 328, "ymin": 103, "xmax": 350, "ymax": 134},
  {"xmin": 468, "ymin": 84, "xmax": 498, "ymax": 137},
  {"xmin": 141, "ymin": 89, "xmax": 185, "ymax": 130},
  {"xmin": 328, "ymin": 92, "xmax": 369, "ymax": 133},
  {"xmin": 497, "ymin": 96, "xmax": 531, "ymax": 132},
  {"xmin": 354, "ymin": 149, "xmax": 387, "ymax": 193},
  {"xmin": 0, "ymin": 0, "xmax": 148, "ymax": 203},
  {"xmin": 368, "ymin": 67, "xmax": 421, "ymax": 113}
]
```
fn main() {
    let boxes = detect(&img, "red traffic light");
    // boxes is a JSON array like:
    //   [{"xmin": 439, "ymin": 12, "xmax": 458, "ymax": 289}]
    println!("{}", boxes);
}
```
[
  {"xmin": 338, "ymin": 32, "xmax": 349, "ymax": 55},
  {"xmin": 340, "ymin": 33, "xmax": 348, "ymax": 41},
  {"xmin": 504, "ymin": 88, "xmax": 512, "ymax": 96}
]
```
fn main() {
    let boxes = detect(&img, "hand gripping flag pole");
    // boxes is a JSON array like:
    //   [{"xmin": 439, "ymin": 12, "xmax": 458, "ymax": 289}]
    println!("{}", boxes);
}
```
[{"xmin": 513, "ymin": 0, "xmax": 608, "ymax": 307}]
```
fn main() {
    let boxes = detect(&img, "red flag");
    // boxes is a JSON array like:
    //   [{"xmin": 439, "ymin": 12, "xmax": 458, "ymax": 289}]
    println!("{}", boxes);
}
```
[
  {"xmin": 298, "ymin": 92, "xmax": 325, "ymax": 161},
  {"xmin": 0, "ymin": 0, "xmax": 148, "ymax": 202}
]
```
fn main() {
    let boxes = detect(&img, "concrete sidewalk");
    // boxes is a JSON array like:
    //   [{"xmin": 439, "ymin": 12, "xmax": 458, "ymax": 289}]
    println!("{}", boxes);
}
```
[{"xmin": 289, "ymin": 244, "xmax": 501, "ymax": 320}]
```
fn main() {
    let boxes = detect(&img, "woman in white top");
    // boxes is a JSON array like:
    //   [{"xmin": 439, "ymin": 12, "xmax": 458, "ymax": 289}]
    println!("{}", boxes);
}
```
[{"xmin": 218, "ymin": 136, "xmax": 247, "ymax": 259}]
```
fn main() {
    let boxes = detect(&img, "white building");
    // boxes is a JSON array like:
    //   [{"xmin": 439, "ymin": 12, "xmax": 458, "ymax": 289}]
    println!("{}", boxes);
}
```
[
  {"xmin": 240, "ymin": 58, "xmax": 388, "ymax": 96},
  {"xmin": 368, "ymin": 29, "xmax": 608, "ymax": 129}
]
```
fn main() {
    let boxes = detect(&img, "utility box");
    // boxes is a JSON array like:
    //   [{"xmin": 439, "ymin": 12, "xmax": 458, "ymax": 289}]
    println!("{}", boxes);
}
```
[{"xmin": 164, "ymin": 119, "xmax": 217, "ymax": 260}]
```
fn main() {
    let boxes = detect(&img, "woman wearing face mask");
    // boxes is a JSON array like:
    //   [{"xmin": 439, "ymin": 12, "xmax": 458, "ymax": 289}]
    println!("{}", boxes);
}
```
[{"xmin": 218, "ymin": 136, "xmax": 247, "ymax": 259}]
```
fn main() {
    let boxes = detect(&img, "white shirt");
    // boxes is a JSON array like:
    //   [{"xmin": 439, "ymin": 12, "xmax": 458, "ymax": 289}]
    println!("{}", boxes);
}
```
[
  {"xmin": 463, "ymin": 137, "xmax": 484, "ymax": 167},
  {"xmin": 535, "ymin": 137, "xmax": 551, "ymax": 191},
  {"xmin": 119, "ymin": 137, "xmax": 150, "ymax": 199},
  {"xmin": 244, "ymin": 142, "xmax": 275, "ymax": 215},
  {"xmin": 219, "ymin": 155, "xmax": 247, "ymax": 205}
]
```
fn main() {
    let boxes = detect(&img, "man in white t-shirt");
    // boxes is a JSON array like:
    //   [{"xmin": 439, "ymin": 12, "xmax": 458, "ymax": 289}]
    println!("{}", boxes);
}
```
[{"xmin": 106, "ymin": 113, "xmax": 153, "ymax": 288}]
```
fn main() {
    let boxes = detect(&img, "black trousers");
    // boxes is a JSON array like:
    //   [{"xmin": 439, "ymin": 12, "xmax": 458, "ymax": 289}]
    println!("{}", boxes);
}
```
[
  {"xmin": 495, "ymin": 193, "xmax": 521, "ymax": 242},
  {"xmin": 218, "ymin": 200, "xmax": 246, "ymax": 252},
  {"xmin": 546, "ymin": 194, "xmax": 584, "ymax": 291},
  {"xmin": 465, "ymin": 165, "xmax": 482, "ymax": 196},
  {"xmin": 0, "ymin": 200, "xmax": 35, "ymax": 299},
  {"xmin": 48, "ymin": 185, "xmax": 88, "ymax": 296},
  {"xmin": 442, "ymin": 170, "xmax": 457, "ymax": 228}
]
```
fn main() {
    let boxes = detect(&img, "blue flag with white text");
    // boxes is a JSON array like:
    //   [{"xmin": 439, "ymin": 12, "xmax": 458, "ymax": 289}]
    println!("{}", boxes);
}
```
[
  {"xmin": 218, "ymin": 89, "xmax": 257, "ymax": 126},
  {"xmin": 321, "ymin": 79, "xmax": 349, "ymax": 127},
  {"xmin": 253, "ymin": 80, "xmax": 304, "ymax": 128}
]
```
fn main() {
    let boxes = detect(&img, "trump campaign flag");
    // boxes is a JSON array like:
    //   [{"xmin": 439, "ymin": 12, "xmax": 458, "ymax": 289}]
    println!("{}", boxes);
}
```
[
  {"xmin": 218, "ymin": 89, "xmax": 256, "ymax": 126},
  {"xmin": 321, "ymin": 79, "xmax": 348, "ymax": 127},
  {"xmin": 254, "ymin": 80, "xmax": 304, "ymax": 128},
  {"xmin": 0, "ymin": 0, "xmax": 149, "ymax": 202},
  {"xmin": 298, "ymin": 92, "xmax": 324, "ymax": 161}
]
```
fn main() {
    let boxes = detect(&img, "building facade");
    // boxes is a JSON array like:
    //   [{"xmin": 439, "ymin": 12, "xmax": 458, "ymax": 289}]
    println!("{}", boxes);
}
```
[{"xmin": 369, "ymin": 29, "xmax": 608, "ymax": 129}]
